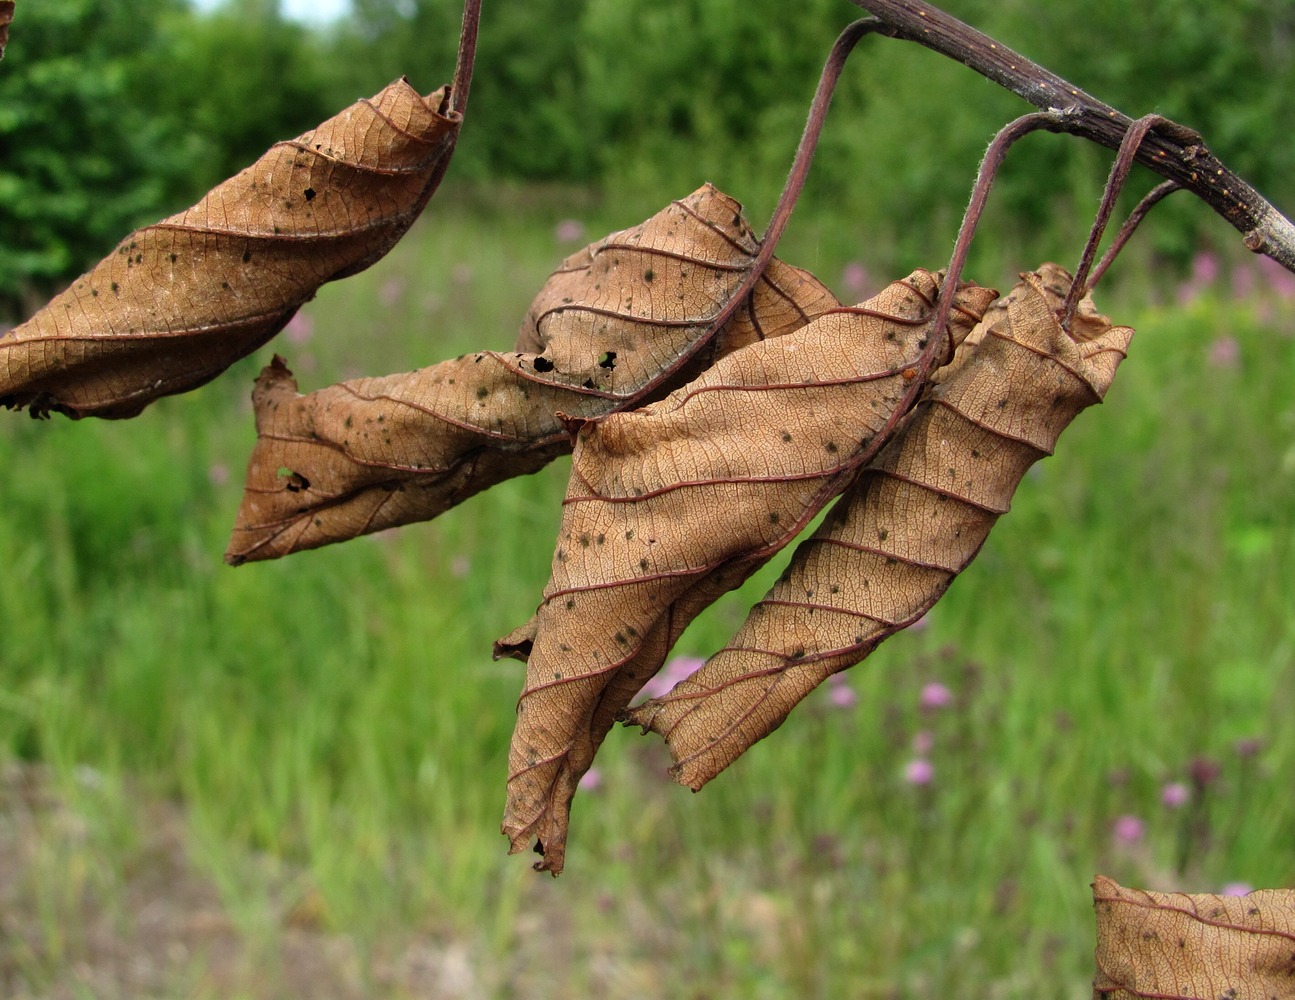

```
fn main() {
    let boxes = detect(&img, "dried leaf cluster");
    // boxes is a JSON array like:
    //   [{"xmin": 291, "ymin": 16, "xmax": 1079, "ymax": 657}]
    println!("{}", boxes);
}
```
[
  {"xmin": 0, "ymin": 85, "xmax": 1134, "ymax": 867},
  {"xmin": 0, "ymin": 65, "xmax": 1138, "ymax": 872},
  {"xmin": 6, "ymin": 21, "xmax": 1287, "ymax": 974}
]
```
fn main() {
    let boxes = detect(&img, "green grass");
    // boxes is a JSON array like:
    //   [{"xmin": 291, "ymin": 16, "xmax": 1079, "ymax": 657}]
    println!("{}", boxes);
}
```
[{"xmin": 1, "ymin": 179, "xmax": 1293, "ymax": 998}]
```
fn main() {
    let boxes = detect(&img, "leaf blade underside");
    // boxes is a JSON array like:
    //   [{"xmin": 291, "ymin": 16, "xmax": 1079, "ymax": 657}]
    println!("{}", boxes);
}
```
[
  {"xmin": 500, "ymin": 269, "xmax": 997, "ymax": 873},
  {"xmin": 0, "ymin": 79, "xmax": 460, "ymax": 419},
  {"xmin": 625, "ymin": 264, "xmax": 1133, "ymax": 790},
  {"xmin": 225, "ymin": 185, "xmax": 840, "ymax": 563}
]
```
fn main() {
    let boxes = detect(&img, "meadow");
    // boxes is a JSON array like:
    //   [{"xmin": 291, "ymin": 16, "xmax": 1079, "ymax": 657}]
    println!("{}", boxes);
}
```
[{"xmin": 1, "ymin": 180, "xmax": 1293, "ymax": 999}]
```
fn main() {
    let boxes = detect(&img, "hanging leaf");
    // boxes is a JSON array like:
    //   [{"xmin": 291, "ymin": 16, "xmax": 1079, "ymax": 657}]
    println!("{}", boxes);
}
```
[
  {"xmin": 0, "ymin": 78, "xmax": 460, "ymax": 419},
  {"xmin": 496, "ymin": 269, "xmax": 997, "ymax": 873},
  {"xmin": 624, "ymin": 264, "xmax": 1132, "ymax": 789},
  {"xmin": 225, "ymin": 185, "xmax": 839, "ymax": 564},
  {"xmin": 1092, "ymin": 874, "xmax": 1295, "ymax": 1000}
]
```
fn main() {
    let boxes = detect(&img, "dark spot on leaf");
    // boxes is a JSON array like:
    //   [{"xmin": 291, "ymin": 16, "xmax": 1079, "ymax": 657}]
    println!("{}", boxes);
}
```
[
  {"xmin": 825, "ymin": 441, "xmax": 838, "ymax": 453},
  {"xmin": 639, "ymin": 558, "xmax": 649, "ymax": 570},
  {"xmin": 614, "ymin": 632, "xmax": 627, "ymax": 645},
  {"xmin": 582, "ymin": 378, "xmax": 596, "ymax": 389},
  {"xmin": 476, "ymin": 386, "xmax": 489, "ymax": 400},
  {"xmin": 566, "ymin": 598, "xmax": 575, "ymax": 610},
  {"xmin": 598, "ymin": 351, "xmax": 617, "ymax": 369},
  {"xmin": 242, "ymin": 250, "xmax": 252, "ymax": 264},
  {"xmin": 110, "ymin": 282, "xmax": 119, "ymax": 295},
  {"xmin": 625, "ymin": 530, "xmax": 634, "ymax": 540},
  {"xmin": 170, "ymin": 253, "xmax": 178, "ymax": 263},
  {"xmin": 304, "ymin": 187, "xmax": 316, "ymax": 201},
  {"xmin": 768, "ymin": 512, "xmax": 780, "ymax": 524},
  {"xmin": 878, "ymin": 529, "xmax": 889, "ymax": 541},
  {"xmin": 780, "ymin": 430, "xmax": 792, "ymax": 443},
  {"xmin": 644, "ymin": 269, "xmax": 655, "ymax": 283}
]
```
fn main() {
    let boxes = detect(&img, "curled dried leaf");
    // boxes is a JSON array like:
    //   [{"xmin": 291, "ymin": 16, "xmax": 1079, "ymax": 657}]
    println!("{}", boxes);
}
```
[
  {"xmin": 499, "ymin": 270, "xmax": 996, "ymax": 873},
  {"xmin": 625, "ymin": 264, "xmax": 1132, "ymax": 789},
  {"xmin": 0, "ymin": 79, "xmax": 459, "ymax": 418},
  {"xmin": 1092, "ymin": 874, "xmax": 1295, "ymax": 1000},
  {"xmin": 226, "ymin": 185, "xmax": 839, "ymax": 564}
]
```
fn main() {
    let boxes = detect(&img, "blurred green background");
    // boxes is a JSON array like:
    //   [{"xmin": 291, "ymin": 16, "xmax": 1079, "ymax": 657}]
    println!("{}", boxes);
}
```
[{"xmin": 1, "ymin": 1, "xmax": 1293, "ymax": 998}]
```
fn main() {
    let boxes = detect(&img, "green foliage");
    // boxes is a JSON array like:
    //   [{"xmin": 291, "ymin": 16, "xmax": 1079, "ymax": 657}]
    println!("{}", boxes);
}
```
[{"xmin": 0, "ymin": 0, "xmax": 191, "ymax": 317}]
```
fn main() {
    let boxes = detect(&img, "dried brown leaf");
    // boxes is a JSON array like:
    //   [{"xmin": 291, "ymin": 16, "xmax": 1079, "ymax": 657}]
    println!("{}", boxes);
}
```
[
  {"xmin": 498, "ymin": 270, "xmax": 997, "ymax": 873},
  {"xmin": 0, "ymin": 79, "xmax": 459, "ymax": 418},
  {"xmin": 626, "ymin": 264, "xmax": 1132, "ymax": 789},
  {"xmin": 1092, "ymin": 874, "xmax": 1295, "ymax": 1000},
  {"xmin": 225, "ymin": 186, "xmax": 839, "ymax": 563}
]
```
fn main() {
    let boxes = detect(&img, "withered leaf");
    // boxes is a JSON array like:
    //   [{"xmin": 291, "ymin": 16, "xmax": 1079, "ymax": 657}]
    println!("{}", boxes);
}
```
[
  {"xmin": 225, "ymin": 185, "xmax": 839, "ymax": 564},
  {"xmin": 625, "ymin": 264, "xmax": 1132, "ymax": 789},
  {"xmin": 0, "ymin": 79, "xmax": 460, "ymax": 419},
  {"xmin": 1092, "ymin": 874, "xmax": 1295, "ymax": 1000},
  {"xmin": 498, "ymin": 270, "xmax": 996, "ymax": 873}
]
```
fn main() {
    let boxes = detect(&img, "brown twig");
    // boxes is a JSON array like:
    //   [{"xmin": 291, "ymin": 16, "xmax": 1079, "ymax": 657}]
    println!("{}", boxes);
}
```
[
  {"xmin": 1088, "ymin": 181, "xmax": 1182, "ymax": 292},
  {"xmin": 1061, "ymin": 114, "xmax": 1171, "ymax": 328},
  {"xmin": 851, "ymin": 0, "xmax": 1295, "ymax": 275},
  {"xmin": 450, "ymin": 0, "xmax": 481, "ymax": 117},
  {"xmin": 640, "ymin": 17, "xmax": 884, "ymax": 393}
]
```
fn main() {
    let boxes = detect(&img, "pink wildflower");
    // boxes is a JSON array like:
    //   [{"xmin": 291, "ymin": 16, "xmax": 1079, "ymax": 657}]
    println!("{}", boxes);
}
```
[
  {"xmin": 555, "ymin": 219, "xmax": 585, "ymax": 244},
  {"xmin": 1112, "ymin": 815, "xmax": 1144, "ymax": 845},
  {"xmin": 1160, "ymin": 782, "xmax": 1189, "ymax": 808},
  {"xmin": 918, "ymin": 682, "xmax": 953, "ymax": 710},
  {"xmin": 638, "ymin": 655, "xmax": 704, "ymax": 701},
  {"xmin": 903, "ymin": 759, "xmax": 934, "ymax": 786},
  {"xmin": 911, "ymin": 729, "xmax": 934, "ymax": 755},
  {"xmin": 1220, "ymin": 882, "xmax": 1253, "ymax": 897},
  {"xmin": 840, "ymin": 261, "xmax": 871, "ymax": 299},
  {"xmin": 284, "ymin": 311, "xmax": 314, "ymax": 344},
  {"xmin": 578, "ymin": 768, "xmax": 602, "ymax": 792},
  {"xmin": 828, "ymin": 681, "xmax": 857, "ymax": 709},
  {"xmin": 1207, "ymin": 335, "xmax": 1240, "ymax": 369}
]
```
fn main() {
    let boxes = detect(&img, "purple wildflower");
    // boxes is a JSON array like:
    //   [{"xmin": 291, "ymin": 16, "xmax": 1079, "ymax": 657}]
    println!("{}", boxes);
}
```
[
  {"xmin": 903, "ymin": 759, "xmax": 934, "ymax": 786},
  {"xmin": 919, "ymin": 682, "xmax": 953, "ymax": 711},
  {"xmin": 578, "ymin": 768, "xmax": 602, "ymax": 792},
  {"xmin": 639, "ymin": 655, "xmax": 705, "ymax": 701},
  {"xmin": 284, "ymin": 311, "xmax": 314, "ymax": 344},
  {"xmin": 827, "ymin": 676, "xmax": 857, "ymax": 709},
  {"xmin": 1207, "ymin": 335, "xmax": 1240, "ymax": 369},
  {"xmin": 1220, "ymin": 882, "xmax": 1253, "ymax": 897},
  {"xmin": 1160, "ymin": 781, "xmax": 1189, "ymax": 808},
  {"xmin": 1112, "ymin": 815, "xmax": 1144, "ymax": 845},
  {"xmin": 555, "ymin": 219, "xmax": 585, "ymax": 244},
  {"xmin": 840, "ymin": 261, "xmax": 872, "ymax": 300}
]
